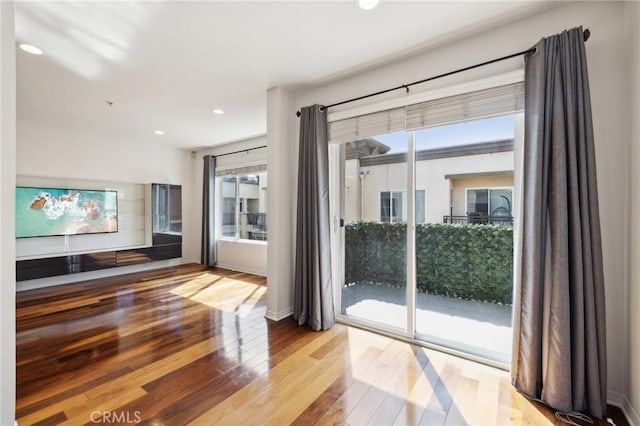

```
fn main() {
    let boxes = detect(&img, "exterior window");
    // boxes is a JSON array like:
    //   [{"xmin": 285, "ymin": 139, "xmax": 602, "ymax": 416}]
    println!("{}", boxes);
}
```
[
  {"xmin": 467, "ymin": 189, "xmax": 489, "ymax": 215},
  {"xmin": 218, "ymin": 171, "xmax": 267, "ymax": 241},
  {"xmin": 415, "ymin": 190, "xmax": 426, "ymax": 224},
  {"xmin": 380, "ymin": 191, "xmax": 400, "ymax": 222},
  {"xmin": 467, "ymin": 188, "xmax": 512, "ymax": 220},
  {"xmin": 221, "ymin": 177, "xmax": 237, "ymax": 237},
  {"xmin": 380, "ymin": 190, "xmax": 425, "ymax": 223}
]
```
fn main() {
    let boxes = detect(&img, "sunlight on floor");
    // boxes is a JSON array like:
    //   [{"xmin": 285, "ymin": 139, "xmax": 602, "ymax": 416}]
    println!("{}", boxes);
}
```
[
  {"xmin": 345, "ymin": 327, "xmax": 438, "ymax": 411},
  {"xmin": 343, "ymin": 326, "xmax": 553, "ymax": 426},
  {"xmin": 170, "ymin": 272, "xmax": 266, "ymax": 316},
  {"xmin": 343, "ymin": 327, "xmax": 471, "ymax": 425}
]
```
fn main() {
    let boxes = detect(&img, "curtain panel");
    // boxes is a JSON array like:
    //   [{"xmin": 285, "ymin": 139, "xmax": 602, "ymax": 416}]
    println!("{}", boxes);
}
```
[
  {"xmin": 293, "ymin": 104, "xmax": 335, "ymax": 331},
  {"xmin": 201, "ymin": 155, "xmax": 216, "ymax": 267},
  {"xmin": 513, "ymin": 26, "xmax": 607, "ymax": 418}
]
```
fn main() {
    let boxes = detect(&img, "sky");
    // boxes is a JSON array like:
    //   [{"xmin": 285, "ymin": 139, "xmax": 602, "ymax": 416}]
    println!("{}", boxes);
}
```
[{"xmin": 374, "ymin": 114, "xmax": 516, "ymax": 153}]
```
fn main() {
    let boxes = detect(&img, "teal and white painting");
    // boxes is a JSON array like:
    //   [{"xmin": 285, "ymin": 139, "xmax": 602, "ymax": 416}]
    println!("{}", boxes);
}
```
[{"xmin": 16, "ymin": 187, "xmax": 118, "ymax": 238}]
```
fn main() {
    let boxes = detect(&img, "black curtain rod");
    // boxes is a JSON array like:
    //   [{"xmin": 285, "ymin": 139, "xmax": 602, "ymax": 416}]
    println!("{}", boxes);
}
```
[
  {"xmin": 213, "ymin": 145, "xmax": 267, "ymax": 158},
  {"xmin": 295, "ymin": 28, "xmax": 590, "ymax": 117}
]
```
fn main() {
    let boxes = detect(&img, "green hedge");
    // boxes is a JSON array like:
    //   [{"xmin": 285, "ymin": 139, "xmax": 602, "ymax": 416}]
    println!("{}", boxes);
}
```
[{"xmin": 345, "ymin": 222, "xmax": 513, "ymax": 304}]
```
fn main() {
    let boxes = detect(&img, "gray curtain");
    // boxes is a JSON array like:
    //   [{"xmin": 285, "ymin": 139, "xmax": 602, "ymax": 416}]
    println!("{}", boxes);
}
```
[
  {"xmin": 293, "ymin": 104, "xmax": 335, "ymax": 331},
  {"xmin": 201, "ymin": 155, "xmax": 216, "ymax": 267},
  {"xmin": 513, "ymin": 27, "xmax": 607, "ymax": 418}
]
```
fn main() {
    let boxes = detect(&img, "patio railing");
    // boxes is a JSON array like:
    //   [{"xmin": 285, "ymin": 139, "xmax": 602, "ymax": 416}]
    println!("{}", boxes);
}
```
[{"xmin": 443, "ymin": 214, "xmax": 513, "ymax": 226}]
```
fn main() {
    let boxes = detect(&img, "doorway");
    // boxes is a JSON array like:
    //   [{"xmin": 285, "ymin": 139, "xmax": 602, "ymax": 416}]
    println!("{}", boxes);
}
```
[{"xmin": 333, "ymin": 114, "xmax": 521, "ymax": 366}]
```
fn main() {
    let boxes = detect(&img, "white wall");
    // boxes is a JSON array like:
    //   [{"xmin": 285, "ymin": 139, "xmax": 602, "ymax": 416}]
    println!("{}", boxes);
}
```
[
  {"xmin": 0, "ymin": 2, "xmax": 16, "ymax": 423},
  {"xmin": 189, "ymin": 135, "xmax": 268, "ymax": 276},
  {"xmin": 358, "ymin": 161, "xmax": 407, "ymax": 220},
  {"xmin": 266, "ymin": 87, "xmax": 296, "ymax": 320},
  {"xmin": 216, "ymin": 239, "xmax": 266, "ymax": 276},
  {"xmin": 16, "ymin": 119, "xmax": 196, "ymax": 285},
  {"xmin": 349, "ymin": 151, "xmax": 513, "ymax": 223},
  {"xmin": 17, "ymin": 119, "xmax": 189, "ymax": 186},
  {"xmin": 290, "ymin": 1, "xmax": 630, "ymax": 401},
  {"xmin": 626, "ymin": 0, "xmax": 640, "ymax": 423}
]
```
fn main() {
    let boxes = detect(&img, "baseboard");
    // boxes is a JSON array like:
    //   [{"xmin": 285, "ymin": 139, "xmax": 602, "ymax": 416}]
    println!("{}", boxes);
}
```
[
  {"xmin": 16, "ymin": 258, "xmax": 197, "ymax": 291},
  {"xmin": 215, "ymin": 262, "xmax": 266, "ymax": 277},
  {"xmin": 624, "ymin": 398, "xmax": 640, "ymax": 426},
  {"xmin": 609, "ymin": 390, "xmax": 625, "ymax": 408},
  {"xmin": 608, "ymin": 391, "xmax": 640, "ymax": 426},
  {"xmin": 265, "ymin": 306, "xmax": 293, "ymax": 321}
]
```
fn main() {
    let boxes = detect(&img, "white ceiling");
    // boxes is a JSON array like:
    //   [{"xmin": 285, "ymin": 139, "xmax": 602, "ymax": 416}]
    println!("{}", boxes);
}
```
[{"xmin": 15, "ymin": 1, "xmax": 556, "ymax": 150}]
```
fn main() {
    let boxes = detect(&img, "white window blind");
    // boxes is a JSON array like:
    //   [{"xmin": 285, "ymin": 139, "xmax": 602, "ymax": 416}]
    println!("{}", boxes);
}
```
[
  {"xmin": 327, "ymin": 82, "xmax": 524, "ymax": 143},
  {"xmin": 215, "ymin": 163, "xmax": 267, "ymax": 177},
  {"xmin": 405, "ymin": 82, "xmax": 524, "ymax": 131},
  {"xmin": 328, "ymin": 107, "xmax": 405, "ymax": 144}
]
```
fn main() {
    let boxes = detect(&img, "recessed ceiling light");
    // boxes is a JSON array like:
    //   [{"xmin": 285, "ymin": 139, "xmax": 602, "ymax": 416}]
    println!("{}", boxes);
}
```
[
  {"xmin": 212, "ymin": 109, "xmax": 225, "ymax": 115},
  {"xmin": 358, "ymin": 0, "xmax": 379, "ymax": 10},
  {"xmin": 154, "ymin": 130, "xmax": 165, "ymax": 135},
  {"xmin": 18, "ymin": 43, "xmax": 43, "ymax": 55}
]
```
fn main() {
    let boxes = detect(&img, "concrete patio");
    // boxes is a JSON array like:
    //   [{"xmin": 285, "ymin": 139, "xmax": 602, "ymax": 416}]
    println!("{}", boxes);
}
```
[{"xmin": 341, "ymin": 282, "xmax": 513, "ymax": 363}]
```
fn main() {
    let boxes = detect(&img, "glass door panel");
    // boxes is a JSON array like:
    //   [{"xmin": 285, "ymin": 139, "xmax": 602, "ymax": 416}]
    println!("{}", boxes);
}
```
[
  {"xmin": 341, "ymin": 131, "xmax": 408, "ymax": 330},
  {"xmin": 413, "ymin": 115, "xmax": 516, "ymax": 364}
]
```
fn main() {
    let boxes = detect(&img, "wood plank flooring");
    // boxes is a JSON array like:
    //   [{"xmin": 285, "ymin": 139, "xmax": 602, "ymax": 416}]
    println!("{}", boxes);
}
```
[{"xmin": 16, "ymin": 264, "xmax": 626, "ymax": 426}]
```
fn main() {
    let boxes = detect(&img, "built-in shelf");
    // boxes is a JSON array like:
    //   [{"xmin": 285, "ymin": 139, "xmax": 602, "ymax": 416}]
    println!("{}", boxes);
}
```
[
  {"xmin": 16, "ymin": 244, "xmax": 182, "ymax": 281},
  {"xmin": 16, "ymin": 183, "xmax": 183, "ymax": 282}
]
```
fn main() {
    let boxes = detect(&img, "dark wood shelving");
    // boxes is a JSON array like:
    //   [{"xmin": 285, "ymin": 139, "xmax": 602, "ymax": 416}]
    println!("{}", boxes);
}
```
[
  {"xmin": 16, "ymin": 183, "xmax": 183, "ymax": 282},
  {"xmin": 16, "ymin": 243, "xmax": 182, "ymax": 281}
]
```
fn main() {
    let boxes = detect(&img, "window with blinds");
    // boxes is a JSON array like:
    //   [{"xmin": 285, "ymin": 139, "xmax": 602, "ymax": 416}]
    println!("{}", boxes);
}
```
[
  {"xmin": 328, "ymin": 82, "xmax": 524, "ymax": 144},
  {"xmin": 215, "ymin": 163, "xmax": 267, "ymax": 177}
]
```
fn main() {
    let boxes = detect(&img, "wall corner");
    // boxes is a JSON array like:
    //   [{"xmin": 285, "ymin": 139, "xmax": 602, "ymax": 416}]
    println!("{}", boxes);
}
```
[{"xmin": 266, "ymin": 87, "xmax": 296, "ymax": 319}]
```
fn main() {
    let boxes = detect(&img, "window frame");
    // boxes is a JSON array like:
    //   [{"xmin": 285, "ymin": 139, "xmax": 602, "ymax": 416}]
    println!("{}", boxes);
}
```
[
  {"xmin": 380, "ymin": 190, "xmax": 403, "ymax": 223},
  {"xmin": 465, "ymin": 186, "xmax": 514, "ymax": 217},
  {"xmin": 217, "ymin": 171, "xmax": 268, "ymax": 244},
  {"xmin": 379, "ymin": 189, "xmax": 426, "ymax": 223},
  {"xmin": 220, "ymin": 176, "xmax": 239, "ymax": 239}
]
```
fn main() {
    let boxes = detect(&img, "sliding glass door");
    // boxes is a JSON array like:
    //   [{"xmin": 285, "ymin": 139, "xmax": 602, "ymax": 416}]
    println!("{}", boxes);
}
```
[
  {"xmin": 340, "ymin": 131, "xmax": 409, "ymax": 332},
  {"xmin": 412, "ymin": 115, "xmax": 516, "ymax": 364},
  {"xmin": 330, "ymin": 82, "xmax": 524, "ymax": 366},
  {"xmin": 333, "ymin": 114, "xmax": 520, "ymax": 366}
]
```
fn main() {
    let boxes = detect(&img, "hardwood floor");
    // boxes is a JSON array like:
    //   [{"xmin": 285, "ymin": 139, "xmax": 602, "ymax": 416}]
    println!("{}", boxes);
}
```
[{"xmin": 16, "ymin": 264, "xmax": 626, "ymax": 426}]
